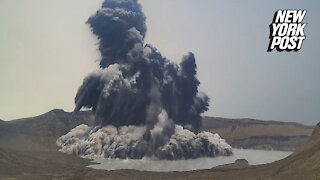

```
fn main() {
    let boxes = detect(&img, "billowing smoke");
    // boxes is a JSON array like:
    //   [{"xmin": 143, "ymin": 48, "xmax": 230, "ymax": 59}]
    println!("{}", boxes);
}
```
[
  {"xmin": 57, "ymin": 121, "xmax": 232, "ymax": 160},
  {"xmin": 57, "ymin": 0, "xmax": 232, "ymax": 160}
]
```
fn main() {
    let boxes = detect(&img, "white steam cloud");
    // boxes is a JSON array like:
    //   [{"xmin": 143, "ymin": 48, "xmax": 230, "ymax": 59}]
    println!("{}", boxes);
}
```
[{"xmin": 57, "ymin": 110, "xmax": 232, "ymax": 160}]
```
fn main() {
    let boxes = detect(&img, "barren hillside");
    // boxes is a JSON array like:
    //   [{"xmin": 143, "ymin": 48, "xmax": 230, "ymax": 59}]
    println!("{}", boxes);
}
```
[
  {"xmin": 202, "ymin": 116, "xmax": 313, "ymax": 150},
  {"xmin": 0, "ymin": 110, "xmax": 319, "ymax": 179}
]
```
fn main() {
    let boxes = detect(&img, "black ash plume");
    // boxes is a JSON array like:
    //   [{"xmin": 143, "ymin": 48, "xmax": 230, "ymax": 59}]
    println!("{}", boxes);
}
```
[{"xmin": 74, "ymin": 0, "xmax": 209, "ymax": 138}]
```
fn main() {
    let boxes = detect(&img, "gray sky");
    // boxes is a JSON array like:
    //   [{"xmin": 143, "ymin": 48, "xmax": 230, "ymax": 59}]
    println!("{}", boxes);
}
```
[{"xmin": 0, "ymin": 0, "xmax": 319, "ymax": 125}]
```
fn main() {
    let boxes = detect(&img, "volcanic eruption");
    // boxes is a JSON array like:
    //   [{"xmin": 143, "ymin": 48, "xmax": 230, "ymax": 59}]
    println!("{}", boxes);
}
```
[{"xmin": 57, "ymin": 0, "xmax": 232, "ymax": 160}]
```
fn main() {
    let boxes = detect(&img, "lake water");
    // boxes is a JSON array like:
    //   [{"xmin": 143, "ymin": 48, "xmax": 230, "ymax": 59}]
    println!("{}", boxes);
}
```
[{"xmin": 88, "ymin": 149, "xmax": 292, "ymax": 172}]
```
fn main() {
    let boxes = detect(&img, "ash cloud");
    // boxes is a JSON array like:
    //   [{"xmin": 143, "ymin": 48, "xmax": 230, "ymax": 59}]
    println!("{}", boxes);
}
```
[
  {"xmin": 57, "ymin": 123, "xmax": 232, "ymax": 160},
  {"xmin": 58, "ymin": 0, "xmax": 231, "ymax": 160},
  {"xmin": 75, "ymin": 0, "xmax": 208, "ymax": 130}
]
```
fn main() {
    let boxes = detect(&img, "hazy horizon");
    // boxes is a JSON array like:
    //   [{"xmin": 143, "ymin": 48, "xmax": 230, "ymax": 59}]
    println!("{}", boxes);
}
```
[{"xmin": 0, "ymin": 0, "xmax": 319, "ymax": 125}]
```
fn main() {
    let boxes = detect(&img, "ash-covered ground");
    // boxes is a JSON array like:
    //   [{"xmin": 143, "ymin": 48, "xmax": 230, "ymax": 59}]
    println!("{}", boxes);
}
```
[{"xmin": 57, "ymin": 0, "xmax": 232, "ymax": 160}]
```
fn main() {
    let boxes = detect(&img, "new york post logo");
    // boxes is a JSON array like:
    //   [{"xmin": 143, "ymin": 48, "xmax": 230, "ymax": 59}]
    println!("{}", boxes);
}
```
[{"xmin": 267, "ymin": 10, "xmax": 307, "ymax": 52}]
